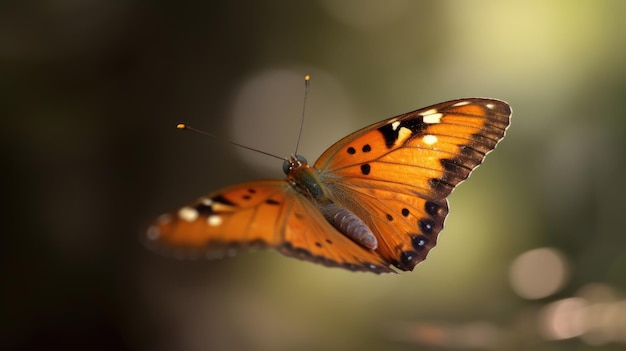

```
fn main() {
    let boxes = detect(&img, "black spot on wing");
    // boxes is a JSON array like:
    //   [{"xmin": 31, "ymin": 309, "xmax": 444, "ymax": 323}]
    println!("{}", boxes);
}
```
[
  {"xmin": 418, "ymin": 200, "xmax": 447, "ymax": 236},
  {"xmin": 212, "ymin": 194, "xmax": 236, "ymax": 206},
  {"xmin": 377, "ymin": 124, "xmax": 399, "ymax": 149},
  {"xmin": 377, "ymin": 117, "xmax": 427, "ymax": 149},
  {"xmin": 360, "ymin": 164, "xmax": 371, "ymax": 175},
  {"xmin": 418, "ymin": 218, "xmax": 436, "ymax": 235},
  {"xmin": 399, "ymin": 250, "xmax": 420, "ymax": 271},
  {"xmin": 194, "ymin": 203, "xmax": 214, "ymax": 215},
  {"xmin": 425, "ymin": 201, "xmax": 443, "ymax": 217},
  {"xmin": 409, "ymin": 234, "xmax": 429, "ymax": 251}
]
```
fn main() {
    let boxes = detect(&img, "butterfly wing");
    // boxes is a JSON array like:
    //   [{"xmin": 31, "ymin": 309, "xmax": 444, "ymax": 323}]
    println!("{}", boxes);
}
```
[
  {"xmin": 314, "ymin": 98, "xmax": 511, "ymax": 271},
  {"xmin": 146, "ymin": 180, "xmax": 394, "ymax": 273}
]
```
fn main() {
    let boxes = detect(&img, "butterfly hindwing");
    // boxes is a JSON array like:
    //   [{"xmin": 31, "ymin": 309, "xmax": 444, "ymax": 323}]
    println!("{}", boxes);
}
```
[
  {"xmin": 315, "ymin": 98, "xmax": 511, "ymax": 271},
  {"xmin": 278, "ymin": 192, "xmax": 393, "ymax": 273},
  {"xmin": 327, "ymin": 181, "xmax": 449, "ymax": 271}
]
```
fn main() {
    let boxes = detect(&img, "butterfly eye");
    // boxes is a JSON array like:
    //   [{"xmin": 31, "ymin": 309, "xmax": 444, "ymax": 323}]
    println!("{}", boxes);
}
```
[
  {"xmin": 282, "ymin": 155, "xmax": 308, "ymax": 174},
  {"xmin": 282, "ymin": 160, "xmax": 291, "ymax": 174}
]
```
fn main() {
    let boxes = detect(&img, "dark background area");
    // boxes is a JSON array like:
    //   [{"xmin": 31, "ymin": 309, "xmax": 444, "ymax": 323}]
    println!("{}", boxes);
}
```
[{"xmin": 3, "ymin": 1, "xmax": 626, "ymax": 350}]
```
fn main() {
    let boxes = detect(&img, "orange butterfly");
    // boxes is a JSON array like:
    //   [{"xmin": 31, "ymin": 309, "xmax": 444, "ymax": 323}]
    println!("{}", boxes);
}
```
[{"xmin": 146, "ymin": 98, "xmax": 511, "ymax": 273}]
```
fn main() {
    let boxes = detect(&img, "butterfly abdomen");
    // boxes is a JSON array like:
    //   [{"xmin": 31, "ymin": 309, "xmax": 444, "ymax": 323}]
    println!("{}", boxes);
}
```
[{"xmin": 319, "ymin": 203, "xmax": 378, "ymax": 250}]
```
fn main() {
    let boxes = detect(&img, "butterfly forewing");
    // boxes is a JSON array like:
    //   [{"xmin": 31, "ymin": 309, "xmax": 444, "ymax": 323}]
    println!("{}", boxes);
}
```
[
  {"xmin": 315, "ymin": 98, "xmax": 511, "ymax": 271},
  {"xmin": 146, "ymin": 180, "xmax": 393, "ymax": 273},
  {"xmin": 146, "ymin": 181, "xmax": 288, "ymax": 257}
]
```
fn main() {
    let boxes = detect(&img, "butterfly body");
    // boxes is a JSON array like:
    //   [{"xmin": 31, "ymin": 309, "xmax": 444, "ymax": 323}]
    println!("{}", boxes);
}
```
[
  {"xmin": 284, "ymin": 154, "xmax": 379, "ymax": 250},
  {"xmin": 147, "ymin": 98, "xmax": 511, "ymax": 274}
]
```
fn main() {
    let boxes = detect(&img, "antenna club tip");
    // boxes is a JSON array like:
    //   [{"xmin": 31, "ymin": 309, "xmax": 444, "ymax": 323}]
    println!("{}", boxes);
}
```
[
  {"xmin": 176, "ymin": 123, "xmax": 187, "ymax": 129},
  {"xmin": 304, "ymin": 74, "xmax": 310, "ymax": 81}
]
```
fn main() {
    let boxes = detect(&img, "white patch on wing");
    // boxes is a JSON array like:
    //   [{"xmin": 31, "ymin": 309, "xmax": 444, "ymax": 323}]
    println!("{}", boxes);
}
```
[
  {"xmin": 207, "ymin": 215, "xmax": 223, "ymax": 227},
  {"xmin": 178, "ymin": 207, "xmax": 199, "ymax": 222},
  {"xmin": 422, "ymin": 113, "xmax": 442, "ymax": 124},
  {"xmin": 422, "ymin": 134, "xmax": 438, "ymax": 145},
  {"xmin": 391, "ymin": 121, "xmax": 401, "ymax": 131},
  {"xmin": 397, "ymin": 127, "xmax": 413, "ymax": 144}
]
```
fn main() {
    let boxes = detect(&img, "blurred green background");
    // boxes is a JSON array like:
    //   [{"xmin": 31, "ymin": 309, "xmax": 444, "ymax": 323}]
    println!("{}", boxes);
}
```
[{"xmin": 4, "ymin": 1, "xmax": 626, "ymax": 350}]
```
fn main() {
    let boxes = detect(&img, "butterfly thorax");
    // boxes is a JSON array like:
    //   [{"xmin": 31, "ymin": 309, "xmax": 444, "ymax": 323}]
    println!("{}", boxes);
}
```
[
  {"xmin": 283, "ymin": 154, "xmax": 331, "ymax": 204},
  {"xmin": 283, "ymin": 154, "xmax": 378, "ymax": 250}
]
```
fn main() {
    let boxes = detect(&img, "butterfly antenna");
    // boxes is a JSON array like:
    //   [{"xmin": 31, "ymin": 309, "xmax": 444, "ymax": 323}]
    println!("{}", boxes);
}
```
[
  {"xmin": 293, "ymin": 74, "xmax": 310, "ymax": 156},
  {"xmin": 176, "ymin": 124, "xmax": 284, "ymax": 161}
]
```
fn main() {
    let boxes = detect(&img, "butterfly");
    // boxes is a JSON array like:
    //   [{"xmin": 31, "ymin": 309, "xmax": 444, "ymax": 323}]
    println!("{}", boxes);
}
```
[{"xmin": 146, "ymin": 98, "xmax": 511, "ymax": 274}]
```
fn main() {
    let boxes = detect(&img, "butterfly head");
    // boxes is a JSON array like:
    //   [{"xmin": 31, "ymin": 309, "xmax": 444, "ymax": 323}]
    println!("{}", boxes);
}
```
[{"xmin": 282, "ymin": 154, "xmax": 308, "ymax": 175}]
